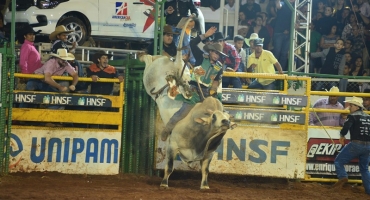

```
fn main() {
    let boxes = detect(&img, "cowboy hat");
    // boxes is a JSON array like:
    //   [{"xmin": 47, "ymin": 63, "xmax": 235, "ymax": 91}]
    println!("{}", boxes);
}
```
[
  {"xmin": 49, "ymin": 25, "xmax": 74, "ymax": 40},
  {"xmin": 211, "ymin": 32, "xmax": 228, "ymax": 42},
  {"xmin": 93, "ymin": 50, "xmax": 113, "ymax": 64},
  {"xmin": 49, "ymin": 48, "xmax": 75, "ymax": 60},
  {"xmin": 163, "ymin": 25, "xmax": 179, "ymax": 35},
  {"xmin": 344, "ymin": 96, "xmax": 365, "ymax": 109},
  {"xmin": 22, "ymin": 25, "xmax": 41, "ymax": 35},
  {"xmin": 203, "ymin": 43, "xmax": 228, "ymax": 57},
  {"xmin": 326, "ymin": 86, "xmax": 340, "ymax": 93},
  {"xmin": 245, "ymin": 33, "xmax": 264, "ymax": 47}
]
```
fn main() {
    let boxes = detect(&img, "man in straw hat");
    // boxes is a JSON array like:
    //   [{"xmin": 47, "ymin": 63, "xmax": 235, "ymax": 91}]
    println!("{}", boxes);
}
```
[
  {"xmin": 332, "ymin": 96, "xmax": 370, "ymax": 195},
  {"xmin": 18, "ymin": 25, "xmax": 42, "ymax": 74},
  {"xmin": 87, "ymin": 50, "xmax": 124, "ymax": 95},
  {"xmin": 20, "ymin": 48, "xmax": 79, "ymax": 109},
  {"xmin": 160, "ymin": 42, "xmax": 227, "ymax": 141},
  {"xmin": 146, "ymin": 25, "xmax": 179, "ymax": 57},
  {"xmin": 50, "ymin": 25, "xmax": 76, "ymax": 54},
  {"xmin": 246, "ymin": 38, "xmax": 283, "ymax": 90},
  {"xmin": 309, "ymin": 86, "xmax": 345, "ymax": 126}
]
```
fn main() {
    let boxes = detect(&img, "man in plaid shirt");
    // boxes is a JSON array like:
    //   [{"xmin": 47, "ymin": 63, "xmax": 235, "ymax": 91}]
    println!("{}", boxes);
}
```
[{"xmin": 212, "ymin": 32, "xmax": 242, "ymax": 88}]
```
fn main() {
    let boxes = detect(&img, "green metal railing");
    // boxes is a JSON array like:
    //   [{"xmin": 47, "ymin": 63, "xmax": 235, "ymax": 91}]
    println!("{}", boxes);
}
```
[
  {"xmin": 120, "ymin": 57, "xmax": 156, "ymax": 175},
  {"xmin": 0, "ymin": 0, "xmax": 16, "ymax": 174}
]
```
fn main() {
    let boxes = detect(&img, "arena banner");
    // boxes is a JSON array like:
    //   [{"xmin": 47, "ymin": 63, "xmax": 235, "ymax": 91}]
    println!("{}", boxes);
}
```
[
  {"xmin": 306, "ymin": 127, "xmax": 364, "ymax": 177},
  {"xmin": 222, "ymin": 90, "xmax": 308, "ymax": 107},
  {"xmin": 9, "ymin": 129, "xmax": 121, "ymax": 175},
  {"xmin": 226, "ymin": 108, "xmax": 306, "ymax": 125},
  {"xmin": 156, "ymin": 126, "xmax": 307, "ymax": 179},
  {"xmin": 13, "ymin": 91, "xmax": 114, "ymax": 107}
]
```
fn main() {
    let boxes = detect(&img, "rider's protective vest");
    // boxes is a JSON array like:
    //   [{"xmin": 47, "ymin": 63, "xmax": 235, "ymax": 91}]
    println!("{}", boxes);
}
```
[{"xmin": 190, "ymin": 57, "xmax": 222, "ymax": 88}]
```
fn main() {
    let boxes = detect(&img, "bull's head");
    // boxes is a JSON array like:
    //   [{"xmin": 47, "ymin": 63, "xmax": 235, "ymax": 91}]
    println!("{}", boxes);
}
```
[{"xmin": 194, "ymin": 110, "xmax": 237, "ymax": 130}]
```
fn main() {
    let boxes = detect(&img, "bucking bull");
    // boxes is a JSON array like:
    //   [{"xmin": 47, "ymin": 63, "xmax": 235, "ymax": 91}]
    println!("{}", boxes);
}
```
[{"xmin": 140, "ymin": 18, "xmax": 236, "ymax": 190}]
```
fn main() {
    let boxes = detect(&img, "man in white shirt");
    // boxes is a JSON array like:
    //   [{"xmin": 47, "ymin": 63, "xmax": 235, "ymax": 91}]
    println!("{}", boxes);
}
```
[{"xmin": 225, "ymin": 0, "xmax": 236, "ymax": 11}]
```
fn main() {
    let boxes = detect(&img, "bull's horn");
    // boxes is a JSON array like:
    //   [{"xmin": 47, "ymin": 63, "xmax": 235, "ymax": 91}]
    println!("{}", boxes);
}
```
[
  {"xmin": 206, "ymin": 109, "xmax": 214, "ymax": 115},
  {"xmin": 230, "ymin": 122, "xmax": 237, "ymax": 130}
]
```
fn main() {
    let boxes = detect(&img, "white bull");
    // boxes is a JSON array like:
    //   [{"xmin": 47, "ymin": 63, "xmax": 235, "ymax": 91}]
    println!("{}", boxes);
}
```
[{"xmin": 141, "ymin": 18, "xmax": 235, "ymax": 190}]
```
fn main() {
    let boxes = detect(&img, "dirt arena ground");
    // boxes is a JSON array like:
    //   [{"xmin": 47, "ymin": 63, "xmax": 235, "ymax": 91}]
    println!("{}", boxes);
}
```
[{"xmin": 0, "ymin": 172, "xmax": 369, "ymax": 200}]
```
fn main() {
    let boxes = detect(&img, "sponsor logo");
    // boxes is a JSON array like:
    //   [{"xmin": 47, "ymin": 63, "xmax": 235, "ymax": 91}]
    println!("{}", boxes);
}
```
[
  {"xmin": 123, "ymin": 23, "xmax": 136, "ymax": 28},
  {"xmin": 306, "ymin": 138, "xmax": 357, "ymax": 162},
  {"xmin": 116, "ymin": 2, "xmax": 127, "ymax": 15},
  {"xmin": 112, "ymin": 2, "xmax": 131, "ymax": 20}
]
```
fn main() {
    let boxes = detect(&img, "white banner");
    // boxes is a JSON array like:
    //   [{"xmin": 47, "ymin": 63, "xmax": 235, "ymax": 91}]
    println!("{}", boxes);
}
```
[
  {"xmin": 10, "ymin": 129, "xmax": 121, "ymax": 175},
  {"xmin": 156, "ymin": 126, "xmax": 307, "ymax": 179}
]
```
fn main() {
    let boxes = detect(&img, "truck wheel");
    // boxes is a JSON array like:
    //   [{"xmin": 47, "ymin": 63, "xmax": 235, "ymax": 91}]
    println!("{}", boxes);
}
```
[{"xmin": 58, "ymin": 17, "xmax": 87, "ymax": 46}]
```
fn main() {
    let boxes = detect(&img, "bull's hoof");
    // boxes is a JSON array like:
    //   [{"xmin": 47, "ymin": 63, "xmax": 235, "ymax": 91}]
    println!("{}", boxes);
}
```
[
  {"xmin": 159, "ymin": 184, "xmax": 169, "ymax": 190},
  {"xmin": 200, "ymin": 188, "xmax": 220, "ymax": 193}
]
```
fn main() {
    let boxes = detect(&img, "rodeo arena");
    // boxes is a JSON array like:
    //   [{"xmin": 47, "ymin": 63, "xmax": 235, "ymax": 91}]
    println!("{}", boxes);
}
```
[{"xmin": 1, "ymin": 0, "xmax": 370, "ymax": 199}]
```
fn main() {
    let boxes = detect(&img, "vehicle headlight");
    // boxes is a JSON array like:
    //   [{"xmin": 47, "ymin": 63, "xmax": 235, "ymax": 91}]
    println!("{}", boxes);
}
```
[{"xmin": 37, "ymin": 0, "xmax": 68, "ymax": 9}]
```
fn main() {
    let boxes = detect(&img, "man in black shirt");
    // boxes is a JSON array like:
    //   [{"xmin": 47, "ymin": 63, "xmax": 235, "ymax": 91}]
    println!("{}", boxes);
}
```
[
  {"xmin": 332, "ymin": 97, "xmax": 370, "ymax": 195},
  {"xmin": 146, "ymin": 25, "xmax": 178, "ymax": 57}
]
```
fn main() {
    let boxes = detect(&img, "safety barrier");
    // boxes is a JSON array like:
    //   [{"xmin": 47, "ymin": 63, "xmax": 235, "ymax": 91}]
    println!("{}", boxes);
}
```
[{"xmin": 155, "ymin": 73, "xmax": 312, "ymax": 179}]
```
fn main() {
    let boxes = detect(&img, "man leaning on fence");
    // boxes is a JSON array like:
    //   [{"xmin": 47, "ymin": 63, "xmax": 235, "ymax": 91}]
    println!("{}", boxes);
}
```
[
  {"xmin": 87, "ymin": 51, "xmax": 124, "ymax": 95},
  {"xmin": 332, "ymin": 97, "xmax": 370, "ymax": 196},
  {"xmin": 20, "ymin": 49, "xmax": 79, "ymax": 109},
  {"xmin": 309, "ymin": 86, "xmax": 345, "ymax": 126}
]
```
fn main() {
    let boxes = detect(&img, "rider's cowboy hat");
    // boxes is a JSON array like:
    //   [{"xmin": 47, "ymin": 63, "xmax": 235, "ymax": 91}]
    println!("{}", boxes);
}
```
[
  {"xmin": 49, "ymin": 48, "xmax": 75, "ymax": 60},
  {"xmin": 344, "ymin": 97, "xmax": 365, "ymax": 109},
  {"xmin": 203, "ymin": 43, "xmax": 228, "ymax": 57},
  {"xmin": 93, "ymin": 50, "xmax": 113, "ymax": 64},
  {"xmin": 245, "ymin": 33, "xmax": 264, "ymax": 47},
  {"xmin": 163, "ymin": 25, "xmax": 179, "ymax": 35},
  {"xmin": 49, "ymin": 25, "xmax": 74, "ymax": 40}
]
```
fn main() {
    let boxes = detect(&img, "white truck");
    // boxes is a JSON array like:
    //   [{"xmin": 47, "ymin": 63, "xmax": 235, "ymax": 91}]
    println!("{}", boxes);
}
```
[{"xmin": 4, "ymin": 0, "xmax": 205, "ymax": 45}]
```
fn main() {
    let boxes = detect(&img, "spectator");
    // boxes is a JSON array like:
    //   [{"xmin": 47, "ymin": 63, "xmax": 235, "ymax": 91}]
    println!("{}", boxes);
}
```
[
  {"xmin": 347, "ymin": 24, "xmax": 365, "ymax": 58},
  {"xmin": 309, "ymin": 86, "xmax": 345, "ymax": 126},
  {"xmin": 210, "ymin": 32, "xmax": 240, "ymax": 88},
  {"xmin": 337, "ymin": 7, "xmax": 350, "ymax": 34},
  {"xmin": 201, "ymin": 0, "xmax": 221, "ymax": 11},
  {"xmin": 350, "ymin": 56, "xmax": 366, "ymax": 76},
  {"xmin": 164, "ymin": 0, "xmax": 198, "ymax": 45},
  {"xmin": 87, "ymin": 51, "xmax": 124, "ymax": 95},
  {"xmin": 212, "ymin": 32, "xmax": 241, "ymax": 75},
  {"xmin": 342, "ymin": 12, "xmax": 364, "ymax": 41},
  {"xmin": 320, "ymin": 25, "xmax": 340, "ymax": 53},
  {"xmin": 246, "ymin": 14, "xmax": 271, "ymax": 48},
  {"xmin": 308, "ymin": 22, "xmax": 322, "ymax": 73},
  {"xmin": 49, "ymin": 25, "xmax": 87, "ymax": 92},
  {"xmin": 357, "ymin": 0, "xmax": 370, "ymax": 17},
  {"xmin": 246, "ymin": 38, "xmax": 283, "ymax": 90},
  {"xmin": 272, "ymin": 0, "xmax": 294, "ymax": 71},
  {"xmin": 240, "ymin": 0, "xmax": 261, "ymax": 21},
  {"xmin": 18, "ymin": 25, "xmax": 42, "ymax": 74},
  {"xmin": 146, "ymin": 25, "xmax": 178, "ymax": 57},
  {"xmin": 333, "ymin": 0, "xmax": 348, "ymax": 21},
  {"xmin": 344, "ymin": 39, "xmax": 353, "ymax": 53},
  {"xmin": 20, "ymin": 49, "xmax": 78, "ymax": 109},
  {"xmin": 313, "ymin": 0, "xmax": 326, "ymax": 15},
  {"xmin": 316, "ymin": 6, "xmax": 337, "ymax": 36},
  {"xmin": 222, "ymin": 35, "xmax": 245, "ymax": 88},
  {"xmin": 344, "ymin": 52, "xmax": 353, "ymax": 63},
  {"xmin": 310, "ymin": 38, "xmax": 345, "ymax": 76},
  {"xmin": 50, "ymin": 25, "xmax": 76, "ymax": 54},
  {"xmin": 363, "ymin": 89, "xmax": 370, "ymax": 110},
  {"xmin": 225, "ymin": 0, "xmax": 236, "ymax": 11},
  {"xmin": 245, "ymin": 33, "xmax": 261, "ymax": 64}
]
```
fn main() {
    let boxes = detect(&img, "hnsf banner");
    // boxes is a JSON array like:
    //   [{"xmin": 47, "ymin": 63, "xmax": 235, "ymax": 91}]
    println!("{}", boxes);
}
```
[
  {"xmin": 156, "ymin": 126, "xmax": 307, "ymax": 179},
  {"xmin": 307, "ymin": 128, "xmax": 367, "ymax": 177},
  {"xmin": 10, "ymin": 129, "xmax": 121, "ymax": 174}
]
